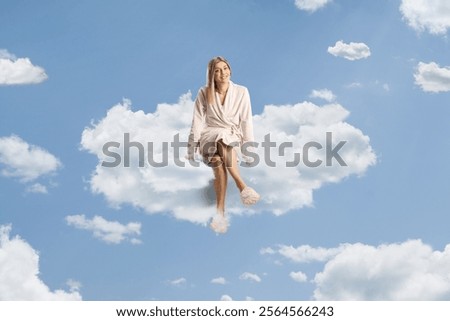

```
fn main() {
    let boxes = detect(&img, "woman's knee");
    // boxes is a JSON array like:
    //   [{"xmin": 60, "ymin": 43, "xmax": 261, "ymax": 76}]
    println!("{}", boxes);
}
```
[{"xmin": 208, "ymin": 154, "xmax": 223, "ymax": 168}]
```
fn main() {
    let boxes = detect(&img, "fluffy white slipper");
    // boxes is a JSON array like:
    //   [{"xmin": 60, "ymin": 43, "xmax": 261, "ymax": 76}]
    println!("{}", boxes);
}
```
[
  {"xmin": 210, "ymin": 214, "xmax": 228, "ymax": 234},
  {"xmin": 240, "ymin": 186, "xmax": 260, "ymax": 206}
]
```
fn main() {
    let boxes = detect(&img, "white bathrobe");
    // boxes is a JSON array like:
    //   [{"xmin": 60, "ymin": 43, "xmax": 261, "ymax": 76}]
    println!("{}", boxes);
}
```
[{"xmin": 188, "ymin": 81, "xmax": 255, "ymax": 162}]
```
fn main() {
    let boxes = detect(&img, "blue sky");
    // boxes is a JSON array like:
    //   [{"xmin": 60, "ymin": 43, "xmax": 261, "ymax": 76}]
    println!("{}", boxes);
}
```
[{"xmin": 1, "ymin": 0, "xmax": 450, "ymax": 301}]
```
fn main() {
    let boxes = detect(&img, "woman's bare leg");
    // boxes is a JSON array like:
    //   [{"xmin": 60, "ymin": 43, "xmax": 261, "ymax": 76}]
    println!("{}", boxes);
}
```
[
  {"xmin": 210, "ymin": 154, "xmax": 227, "ymax": 215},
  {"xmin": 217, "ymin": 140, "xmax": 246, "ymax": 192},
  {"xmin": 210, "ymin": 141, "xmax": 259, "ymax": 233}
]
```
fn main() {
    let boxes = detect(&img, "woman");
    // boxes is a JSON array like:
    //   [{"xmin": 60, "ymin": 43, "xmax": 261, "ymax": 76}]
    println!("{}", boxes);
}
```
[{"xmin": 188, "ymin": 56, "xmax": 260, "ymax": 233}]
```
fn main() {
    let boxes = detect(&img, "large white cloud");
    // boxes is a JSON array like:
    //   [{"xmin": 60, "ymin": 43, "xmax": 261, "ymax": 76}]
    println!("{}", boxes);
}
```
[
  {"xmin": 266, "ymin": 240, "xmax": 450, "ymax": 300},
  {"xmin": 81, "ymin": 92, "xmax": 376, "ymax": 224},
  {"xmin": 414, "ymin": 62, "xmax": 450, "ymax": 93},
  {"xmin": 400, "ymin": 0, "xmax": 450, "ymax": 35},
  {"xmin": 0, "ymin": 224, "xmax": 81, "ymax": 300},
  {"xmin": 65, "ymin": 214, "xmax": 142, "ymax": 245},
  {"xmin": 0, "ymin": 135, "xmax": 62, "ymax": 191},
  {"xmin": 294, "ymin": 0, "xmax": 332, "ymax": 13},
  {"xmin": 0, "ymin": 49, "xmax": 48, "ymax": 85},
  {"xmin": 328, "ymin": 40, "xmax": 371, "ymax": 61}
]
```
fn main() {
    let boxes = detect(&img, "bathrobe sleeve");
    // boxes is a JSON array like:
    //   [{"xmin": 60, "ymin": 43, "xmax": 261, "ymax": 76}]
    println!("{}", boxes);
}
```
[
  {"xmin": 187, "ymin": 88, "xmax": 206, "ymax": 159},
  {"xmin": 239, "ymin": 87, "xmax": 255, "ymax": 155}
]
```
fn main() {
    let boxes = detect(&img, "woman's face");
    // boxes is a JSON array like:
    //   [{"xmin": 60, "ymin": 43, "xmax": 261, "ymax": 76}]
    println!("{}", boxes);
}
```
[{"xmin": 213, "ymin": 61, "xmax": 230, "ymax": 85}]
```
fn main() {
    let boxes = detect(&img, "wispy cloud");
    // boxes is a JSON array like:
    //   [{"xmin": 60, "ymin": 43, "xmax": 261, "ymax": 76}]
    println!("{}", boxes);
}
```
[
  {"xmin": 65, "ymin": 214, "xmax": 142, "ymax": 245},
  {"xmin": 239, "ymin": 272, "xmax": 262, "ymax": 283},
  {"xmin": 328, "ymin": 40, "xmax": 371, "ymax": 61},
  {"xmin": 0, "ymin": 224, "xmax": 81, "ymax": 300},
  {"xmin": 26, "ymin": 183, "xmax": 49, "ymax": 194},
  {"xmin": 81, "ymin": 93, "xmax": 376, "ymax": 224},
  {"xmin": 294, "ymin": 0, "xmax": 332, "ymax": 13},
  {"xmin": 211, "ymin": 277, "xmax": 227, "ymax": 285},
  {"xmin": 309, "ymin": 89, "xmax": 336, "ymax": 102},
  {"xmin": 400, "ymin": 0, "xmax": 450, "ymax": 35},
  {"xmin": 0, "ymin": 49, "xmax": 48, "ymax": 85},
  {"xmin": 264, "ymin": 244, "xmax": 345, "ymax": 263},
  {"xmin": 169, "ymin": 277, "xmax": 187, "ymax": 287},
  {"xmin": 414, "ymin": 62, "xmax": 450, "ymax": 93},
  {"xmin": 345, "ymin": 82, "xmax": 363, "ymax": 89},
  {"xmin": 260, "ymin": 247, "xmax": 276, "ymax": 255}
]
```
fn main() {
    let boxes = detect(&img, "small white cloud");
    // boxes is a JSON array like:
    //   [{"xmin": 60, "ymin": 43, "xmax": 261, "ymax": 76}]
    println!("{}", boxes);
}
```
[
  {"xmin": 220, "ymin": 294, "xmax": 233, "ymax": 301},
  {"xmin": 245, "ymin": 296, "xmax": 255, "ymax": 301},
  {"xmin": 290, "ymin": 271, "xmax": 308, "ymax": 283},
  {"xmin": 0, "ymin": 135, "xmax": 62, "ymax": 183},
  {"xmin": 310, "ymin": 89, "xmax": 336, "ymax": 102},
  {"xmin": 65, "ymin": 214, "xmax": 141, "ymax": 245},
  {"xmin": 328, "ymin": 40, "xmax": 371, "ymax": 61},
  {"xmin": 260, "ymin": 247, "xmax": 276, "ymax": 255},
  {"xmin": 211, "ymin": 277, "xmax": 227, "ymax": 285},
  {"xmin": 400, "ymin": 0, "xmax": 450, "ymax": 35},
  {"xmin": 239, "ymin": 272, "xmax": 262, "ymax": 283},
  {"xmin": 0, "ymin": 49, "xmax": 48, "ymax": 85},
  {"xmin": 414, "ymin": 62, "xmax": 450, "ymax": 93},
  {"xmin": 294, "ymin": 0, "xmax": 332, "ymax": 13},
  {"xmin": 0, "ymin": 224, "xmax": 81, "ymax": 300},
  {"xmin": 169, "ymin": 277, "xmax": 187, "ymax": 286},
  {"xmin": 345, "ymin": 82, "xmax": 363, "ymax": 89},
  {"xmin": 130, "ymin": 238, "xmax": 142, "ymax": 245},
  {"xmin": 26, "ymin": 183, "xmax": 48, "ymax": 194},
  {"xmin": 278, "ymin": 244, "xmax": 346, "ymax": 263}
]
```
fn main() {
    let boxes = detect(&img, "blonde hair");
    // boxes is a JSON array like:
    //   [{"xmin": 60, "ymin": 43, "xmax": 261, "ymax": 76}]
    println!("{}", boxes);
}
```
[{"xmin": 205, "ymin": 56, "xmax": 231, "ymax": 105}]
